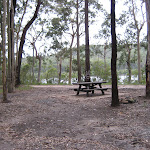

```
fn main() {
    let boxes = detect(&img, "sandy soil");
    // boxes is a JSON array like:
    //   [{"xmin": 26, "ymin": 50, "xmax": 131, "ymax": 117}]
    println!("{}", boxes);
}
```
[{"xmin": 0, "ymin": 84, "xmax": 150, "ymax": 150}]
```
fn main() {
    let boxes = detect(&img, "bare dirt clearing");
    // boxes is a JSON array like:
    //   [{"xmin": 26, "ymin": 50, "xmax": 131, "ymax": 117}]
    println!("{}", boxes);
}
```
[{"xmin": 0, "ymin": 85, "xmax": 150, "ymax": 150}]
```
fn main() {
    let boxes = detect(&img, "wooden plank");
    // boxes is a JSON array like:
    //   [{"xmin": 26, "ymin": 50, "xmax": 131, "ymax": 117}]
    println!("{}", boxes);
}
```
[{"xmin": 94, "ymin": 88, "xmax": 108, "ymax": 91}]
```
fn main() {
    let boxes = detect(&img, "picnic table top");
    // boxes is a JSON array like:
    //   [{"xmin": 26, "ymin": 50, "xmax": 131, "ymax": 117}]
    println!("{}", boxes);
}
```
[{"xmin": 72, "ymin": 81, "xmax": 107, "ymax": 85}]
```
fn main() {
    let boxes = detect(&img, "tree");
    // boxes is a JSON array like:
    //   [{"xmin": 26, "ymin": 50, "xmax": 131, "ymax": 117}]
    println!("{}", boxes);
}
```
[
  {"xmin": 76, "ymin": 0, "xmax": 81, "ymax": 82},
  {"xmin": 7, "ymin": 0, "xmax": 15, "ymax": 93},
  {"xmin": 15, "ymin": 0, "xmax": 42, "ymax": 86},
  {"xmin": 2, "ymin": 0, "xmax": 8, "ymax": 102},
  {"xmin": 145, "ymin": 0, "xmax": 150, "ymax": 97},
  {"xmin": 111, "ymin": 0, "xmax": 119, "ymax": 107},
  {"xmin": 85, "ymin": 0, "xmax": 90, "ymax": 82},
  {"xmin": 126, "ymin": 0, "xmax": 146, "ymax": 83}
]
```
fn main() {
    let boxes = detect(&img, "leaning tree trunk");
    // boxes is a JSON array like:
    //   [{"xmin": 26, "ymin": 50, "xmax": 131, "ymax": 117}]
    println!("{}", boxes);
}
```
[
  {"xmin": 2, "ymin": 0, "xmax": 8, "ymax": 102},
  {"xmin": 145, "ymin": 0, "xmax": 150, "ymax": 97},
  {"xmin": 15, "ymin": 0, "xmax": 41, "ymax": 86},
  {"xmin": 111, "ymin": 0, "xmax": 119, "ymax": 107}
]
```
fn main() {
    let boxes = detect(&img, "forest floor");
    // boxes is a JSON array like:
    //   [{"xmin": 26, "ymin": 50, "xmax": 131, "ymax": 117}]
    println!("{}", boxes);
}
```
[{"xmin": 0, "ymin": 84, "xmax": 150, "ymax": 150}]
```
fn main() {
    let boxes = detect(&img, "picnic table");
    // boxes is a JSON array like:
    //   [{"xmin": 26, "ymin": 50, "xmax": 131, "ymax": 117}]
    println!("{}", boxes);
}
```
[{"xmin": 72, "ymin": 81, "xmax": 108, "ymax": 96}]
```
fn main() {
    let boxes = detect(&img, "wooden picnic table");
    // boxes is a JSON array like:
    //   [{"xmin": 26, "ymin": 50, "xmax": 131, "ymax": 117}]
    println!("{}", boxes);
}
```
[{"xmin": 72, "ymin": 81, "xmax": 108, "ymax": 96}]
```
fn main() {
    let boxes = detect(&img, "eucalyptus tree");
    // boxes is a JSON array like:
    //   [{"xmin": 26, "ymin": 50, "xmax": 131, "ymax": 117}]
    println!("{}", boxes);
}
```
[
  {"xmin": 145, "ymin": 0, "xmax": 150, "ymax": 97},
  {"xmin": 2, "ymin": 0, "xmax": 7, "ymax": 102},
  {"xmin": 124, "ymin": 0, "xmax": 146, "ymax": 83},
  {"xmin": 111, "ymin": 0, "xmax": 119, "ymax": 107},
  {"xmin": 15, "ymin": 0, "xmax": 42, "ymax": 86},
  {"xmin": 7, "ymin": 0, "xmax": 15, "ymax": 93},
  {"xmin": 117, "ymin": 13, "xmax": 138, "ymax": 83},
  {"xmin": 0, "ymin": 1, "xmax": 2, "ymax": 67}
]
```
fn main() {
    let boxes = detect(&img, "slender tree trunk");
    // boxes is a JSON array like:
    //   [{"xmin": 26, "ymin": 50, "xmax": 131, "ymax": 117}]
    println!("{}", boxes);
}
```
[
  {"xmin": 11, "ymin": 0, "xmax": 15, "ymax": 91},
  {"xmin": 77, "ymin": 0, "xmax": 81, "ymax": 82},
  {"xmin": 137, "ymin": 31, "xmax": 141, "ymax": 83},
  {"xmin": 32, "ymin": 47, "xmax": 35, "ymax": 83},
  {"xmin": 2, "ymin": 0, "xmax": 8, "ymax": 102},
  {"xmin": 0, "ymin": 5, "xmax": 2, "ymax": 66},
  {"xmin": 69, "ymin": 34, "xmax": 75, "ymax": 84},
  {"xmin": 111, "ymin": 0, "xmax": 119, "ymax": 107},
  {"xmin": 37, "ymin": 57, "xmax": 41, "ymax": 83},
  {"xmin": 127, "ymin": 46, "xmax": 131, "ymax": 83},
  {"xmin": 104, "ymin": 43, "xmax": 107, "ymax": 74},
  {"xmin": 145, "ymin": 0, "xmax": 150, "ymax": 97},
  {"xmin": 58, "ymin": 58, "xmax": 62, "ymax": 84},
  {"xmin": 15, "ymin": 0, "xmax": 41, "ymax": 86},
  {"xmin": 8, "ymin": 0, "xmax": 12, "ymax": 92},
  {"xmin": 85, "ymin": 0, "xmax": 90, "ymax": 82}
]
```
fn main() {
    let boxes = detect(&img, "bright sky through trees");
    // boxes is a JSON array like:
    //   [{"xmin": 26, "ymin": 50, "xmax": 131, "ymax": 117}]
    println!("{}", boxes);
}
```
[{"xmin": 22, "ymin": 0, "xmax": 147, "ymax": 56}]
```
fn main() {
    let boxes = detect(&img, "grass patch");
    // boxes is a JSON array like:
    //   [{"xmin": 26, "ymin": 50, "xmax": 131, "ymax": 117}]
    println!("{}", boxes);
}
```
[{"xmin": 16, "ymin": 85, "xmax": 33, "ymax": 91}]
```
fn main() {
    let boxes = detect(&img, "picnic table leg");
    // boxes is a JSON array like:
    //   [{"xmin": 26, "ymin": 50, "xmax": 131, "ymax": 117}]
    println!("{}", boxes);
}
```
[
  {"xmin": 99, "ymin": 83, "xmax": 105, "ymax": 95},
  {"xmin": 77, "ymin": 85, "xmax": 81, "ymax": 95},
  {"xmin": 86, "ymin": 91, "xmax": 89, "ymax": 96}
]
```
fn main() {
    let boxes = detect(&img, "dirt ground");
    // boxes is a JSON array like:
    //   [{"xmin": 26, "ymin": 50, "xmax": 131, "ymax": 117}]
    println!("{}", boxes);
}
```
[{"xmin": 0, "ymin": 84, "xmax": 150, "ymax": 150}]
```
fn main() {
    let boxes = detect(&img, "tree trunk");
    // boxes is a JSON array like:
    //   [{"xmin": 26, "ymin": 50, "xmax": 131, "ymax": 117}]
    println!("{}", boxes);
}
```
[
  {"xmin": 127, "ymin": 55, "xmax": 131, "ymax": 83},
  {"xmin": 137, "ymin": 31, "xmax": 141, "ymax": 83},
  {"xmin": 0, "ymin": 4, "xmax": 2, "ymax": 66},
  {"xmin": 145, "ymin": 0, "xmax": 150, "ymax": 97},
  {"xmin": 2, "ymin": 0, "xmax": 8, "ymax": 102},
  {"xmin": 32, "ymin": 47, "xmax": 35, "ymax": 83},
  {"xmin": 104, "ymin": 43, "xmax": 107, "ymax": 75},
  {"xmin": 77, "ymin": 0, "xmax": 81, "ymax": 82},
  {"xmin": 58, "ymin": 58, "xmax": 62, "ymax": 84},
  {"xmin": 111, "ymin": 0, "xmax": 119, "ymax": 107},
  {"xmin": 15, "ymin": 0, "xmax": 41, "ymax": 86},
  {"xmin": 37, "ymin": 57, "xmax": 41, "ymax": 83},
  {"xmin": 85, "ymin": 0, "xmax": 90, "ymax": 82},
  {"xmin": 8, "ymin": 0, "xmax": 12, "ymax": 93},
  {"xmin": 69, "ymin": 34, "xmax": 75, "ymax": 84},
  {"xmin": 127, "ymin": 45, "xmax": 131, "ymax": 83}
]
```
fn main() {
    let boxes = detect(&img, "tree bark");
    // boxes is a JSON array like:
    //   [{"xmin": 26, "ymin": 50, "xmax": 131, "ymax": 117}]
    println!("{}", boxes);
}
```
[
  {"xmin": 137, "ymin": 31, "xmax": 141, "ymax": 83},
  {"xmin": 8, "ymin": 0, "xmax": 15, "ymax": 93},
  {"xmin": 58, "ymin": 58, "xmax": 62, "ymax": 84},
  {"xmin": 77, "ymin": 0, "xmax": 81, "ymax": 82},
  {"xmin": 127, "ymin": 46, "xmax": 131, "ymax": 83},
  {"xmin": 85, "ymin": 0, "xmax": 90, "ymax": 82},
  {"xmin": 111, "ymin": 0, "xmax": 119, "ymax": 107},
  {"xmin": 69, "ymin": 33, "xmax": 75, "ymax": 84},
  {"xmin": 8, "ymin": 0, "xmax": 12, "ymax": 93},
  {"xmin": 2, "ymin": 0, "xmax": 8, "ymax": 102},
  {"xmin": 15, "ymin": 0, "xmax": 41, "ymax": 86},
  {"xmin": 145, "ymin": 0, "xmax": 150, "ymax": 97},
  {"xmin": 37, "ymin": 57, "xmax": 41, "ymax": 83}
]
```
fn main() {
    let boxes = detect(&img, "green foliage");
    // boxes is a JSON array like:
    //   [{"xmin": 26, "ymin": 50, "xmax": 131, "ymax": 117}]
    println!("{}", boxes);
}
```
[
  {"xmin": 20, "ymin": 64, "xmax": 32, "ymax": 84},
  {"xmin": 91, "ymin": 60, "xmax": 111, "ymax": 81},
  {"xmin": 43, "ymin": 65, "xmax": 57, "ymax": 83}
]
